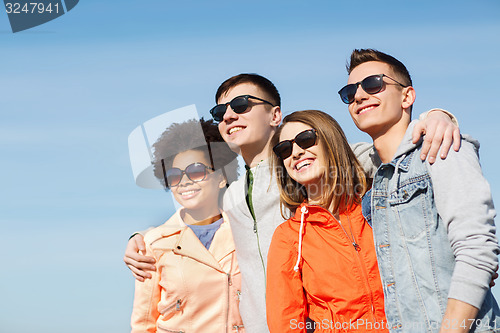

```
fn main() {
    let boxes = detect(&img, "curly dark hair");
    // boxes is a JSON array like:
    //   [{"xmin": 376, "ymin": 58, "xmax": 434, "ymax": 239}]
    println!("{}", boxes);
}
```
[{"xmin": 152, "ymin": 118, "xmax": 239, "ymax": 189}]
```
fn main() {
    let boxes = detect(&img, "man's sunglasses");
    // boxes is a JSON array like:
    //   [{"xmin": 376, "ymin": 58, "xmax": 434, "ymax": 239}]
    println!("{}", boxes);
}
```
[
  {"xmin": 273, "ymin": 129, "xmax": 317, "ymax": 160},
  {"xmin": 338, "ymin": 74, "xmax": 409, "ymax": 104},
  {"xmin": 210, "ymin": 95, "xmax": 275, "ymax": 122},
  {"xmin": 161, "ymin": 161, "xmax": 214, "ymax": 187}
]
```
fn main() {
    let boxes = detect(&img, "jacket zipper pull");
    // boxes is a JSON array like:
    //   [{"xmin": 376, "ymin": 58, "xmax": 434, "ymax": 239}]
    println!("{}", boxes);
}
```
[
  {"xmin": 353, "ymin": 242, "xmax": 361, "ymax": 251},
  {"xmin": 227, "ymin": 273, "xmax": 232, "ymax": 286},
  {"xmin": 176, "ymin": 299, "xmax": 181, "ymax": 311}
]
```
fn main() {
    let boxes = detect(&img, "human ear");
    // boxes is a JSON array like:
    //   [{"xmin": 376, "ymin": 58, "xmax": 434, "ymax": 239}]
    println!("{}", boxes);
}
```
[
  {"xmin": 270, "ymin": 106, "xmax": 282, "ymax": 128},
  {"xmin": 218, "ymin": 176, "xmax": 227, "ymax": 189},
  {"xmin": 215, "ymin": 171, "xmax": 227, "ymax": 189},
  {"xmin": 401, "ymin": 86, "xmax": 416, "ymax": 110}
]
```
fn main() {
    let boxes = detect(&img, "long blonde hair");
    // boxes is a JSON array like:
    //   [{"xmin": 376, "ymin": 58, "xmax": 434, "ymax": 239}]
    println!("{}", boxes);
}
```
[{"xmin": 270, "ymin": 110, "xmax": 368, "ymax": 217}]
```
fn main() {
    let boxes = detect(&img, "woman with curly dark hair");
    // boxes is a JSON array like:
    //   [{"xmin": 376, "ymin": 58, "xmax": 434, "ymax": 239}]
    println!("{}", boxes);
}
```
[{"xmin": 131, "ymin": 118, "xmax": 244, "ymax": 333}]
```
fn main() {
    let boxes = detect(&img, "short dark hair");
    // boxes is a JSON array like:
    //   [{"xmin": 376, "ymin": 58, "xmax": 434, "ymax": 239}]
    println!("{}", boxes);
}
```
[
  {"xmin": 152, "ymin": 118, "xmax": 238, "ymax": 189},
  {"xmin": 347, "ymin": 49, "xmax": 412, "ymax": 87},
  {"xmin": 215, "ymin": 73, "xmax": 281, "ymax": 107}
]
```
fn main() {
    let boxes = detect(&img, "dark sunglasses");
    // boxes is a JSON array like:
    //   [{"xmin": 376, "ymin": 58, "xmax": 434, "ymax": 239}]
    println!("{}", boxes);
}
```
[
  {"xmin": 161, "ymin": 161, "xmax": 214, "ymax": 187},
  {"xmin": 273, "ymin": 129, "xmax": 317, "ymax": 160},
  {"xmin": 338, "ymin": 74, "xmax": 409, "ymax": 104},
  {"xmin": 210, "ymin": 95, "xmax": 275, "ymax": 122}
]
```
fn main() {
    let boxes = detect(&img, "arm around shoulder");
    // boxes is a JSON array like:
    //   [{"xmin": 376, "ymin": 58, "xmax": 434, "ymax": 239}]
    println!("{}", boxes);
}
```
[
  {"xmin": 428, "ymin": 137, "xmax": 498, "ymax": 308},
  {"xmin": 350, "ymin": 142, "xmax": 380, "ymax": 178}
]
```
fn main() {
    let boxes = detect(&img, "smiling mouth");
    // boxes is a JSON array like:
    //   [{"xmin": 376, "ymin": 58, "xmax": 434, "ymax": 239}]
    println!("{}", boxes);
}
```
[
  {"xmin": 179, "ymin": 189, "xmax": 200, "ymax": 198},
  {"xmin": 295, "ymin": 159, "xmax": 313, "ymax": 171},
  {"xmin": 228, "ymin": 126, "xmax": 244, "ymax": 135},
  {"xmin": 358, "ymin": 105, "xmax": 377, "ymax": 115}
]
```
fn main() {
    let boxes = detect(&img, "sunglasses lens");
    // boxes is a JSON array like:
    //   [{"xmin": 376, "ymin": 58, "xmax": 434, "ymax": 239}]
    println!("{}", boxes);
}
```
[
  {"xmin": 185, "ymin": 163, "xmax": 207, "ymax": 182},
  {"xmin": 166, "ymin": 168, "xmax": 182, "ymax": 187},
  {"xmin": 273, "ymin": 142, "xmax": 293, "ymax": 160},
  {"xmin": 295, "ymin": 130, "xmax": 316, "ymax": 150},
  {"xmin": 210, "ymin": 96, "xmax": 249, "ymax": 122},
  {"xmin": 210, "ymin": 105, "xmax": 226, "ymax": 122},
  {"xmin": 362, "ymin": 75, "xmax": 383, "ymax": 94},
  {"xmin": 273, "ymin": 130, "xmax": 316, "ymax": 160},
  {"xmin": 339, "ymin": 84, "xmax": 357, "ymax": 104},
  {"xmin": 230, "ymin": 96, "xmax": 249, "ymax": 114},
  {"xmin": 338, "ymin": 75, "xmax": 385, "ymax": 104}
]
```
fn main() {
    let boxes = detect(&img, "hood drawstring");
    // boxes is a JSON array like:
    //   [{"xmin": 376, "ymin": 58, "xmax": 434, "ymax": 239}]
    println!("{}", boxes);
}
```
[{"xmin": 294, "ymin": 205, "xmax": 308, "ymax": 272}]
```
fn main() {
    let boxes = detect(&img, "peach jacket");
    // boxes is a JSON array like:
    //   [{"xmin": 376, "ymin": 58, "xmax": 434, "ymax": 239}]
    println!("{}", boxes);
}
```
[{"xmin": 131, "ymin": 209, "xmax": 245, "ymax": 333}]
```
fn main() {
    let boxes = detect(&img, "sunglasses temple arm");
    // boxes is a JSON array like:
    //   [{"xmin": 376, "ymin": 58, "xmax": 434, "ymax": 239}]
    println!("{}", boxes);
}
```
[
  {"xmin": 161, "ymin": 159, "xmax": 168, "ymax": 189},
  {"xmin": 251, "ymin": 95, "xmax": 275, "ymax": 107},
  {"xmin": 206, "ymin": 142, "xmax": 227, "ymax": 186},
  {"xmin": 206, "ymin": 142, "xmax": 216, "ymax": 170}
]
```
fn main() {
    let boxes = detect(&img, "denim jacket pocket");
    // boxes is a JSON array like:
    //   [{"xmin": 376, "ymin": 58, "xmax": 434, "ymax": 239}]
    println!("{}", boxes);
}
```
[
  {"xmin": 387, "ymin": 177, "xmax": 431, "ymax": 241},
  {"xmin": 387, "ymin": 177, "xmax": 428, "ymax": 205}
]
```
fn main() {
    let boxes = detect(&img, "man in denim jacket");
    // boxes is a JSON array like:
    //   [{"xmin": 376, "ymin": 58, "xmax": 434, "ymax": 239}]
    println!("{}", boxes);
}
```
[{"xmin": 339, "ymin": 48, "xmax": 500, "ymax": 332}]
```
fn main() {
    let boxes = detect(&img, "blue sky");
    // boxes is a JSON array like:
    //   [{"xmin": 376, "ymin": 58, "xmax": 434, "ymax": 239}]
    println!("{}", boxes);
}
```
[{"xmin": 1, "ymin": 1, "xmax": 499, "ymax": 332}]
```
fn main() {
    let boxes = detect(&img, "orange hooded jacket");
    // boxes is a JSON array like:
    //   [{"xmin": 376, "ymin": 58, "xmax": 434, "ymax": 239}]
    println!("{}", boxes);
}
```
[{"xmin": 266, "ymin": 202, "xmax": 388, "ymax": 333}]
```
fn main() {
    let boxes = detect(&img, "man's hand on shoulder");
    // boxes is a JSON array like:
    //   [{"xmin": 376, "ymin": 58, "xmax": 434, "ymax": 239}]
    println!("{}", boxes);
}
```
[
  {"xmin": 123, "ymin": 233, "xmax": 156, "ymax": 282},
  {"xmin": 413, "ymin": 109, "xmax": 461, "ymax": 164}
]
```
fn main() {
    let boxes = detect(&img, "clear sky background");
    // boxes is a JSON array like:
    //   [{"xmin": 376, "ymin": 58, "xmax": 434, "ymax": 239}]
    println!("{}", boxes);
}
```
[{"xmin": 1, "ymin": 1, "xmax": 499, "ymax": 332}]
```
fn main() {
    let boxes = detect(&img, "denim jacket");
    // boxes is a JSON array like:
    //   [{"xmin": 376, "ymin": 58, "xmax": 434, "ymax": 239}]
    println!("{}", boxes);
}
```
[{"xmin": 362, "ymin": 121, "xmax": 500, "ymax": 333}]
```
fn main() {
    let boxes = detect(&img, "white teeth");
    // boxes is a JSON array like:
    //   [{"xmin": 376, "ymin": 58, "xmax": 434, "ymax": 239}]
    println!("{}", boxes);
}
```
[
  {"xmin": 229, "ymin": 126, "xmax": 244, "ymax": 134},
  {"xmin": 296, "ymin": 160, "xmax": 311, "ymax": 170},
  {"xmin": 359, "ymin": 106, "xmax": 376, "ymax": 114},
  {"xmin": 180, "ymin": 190, "xmax": 197, "ymax": 196}
]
